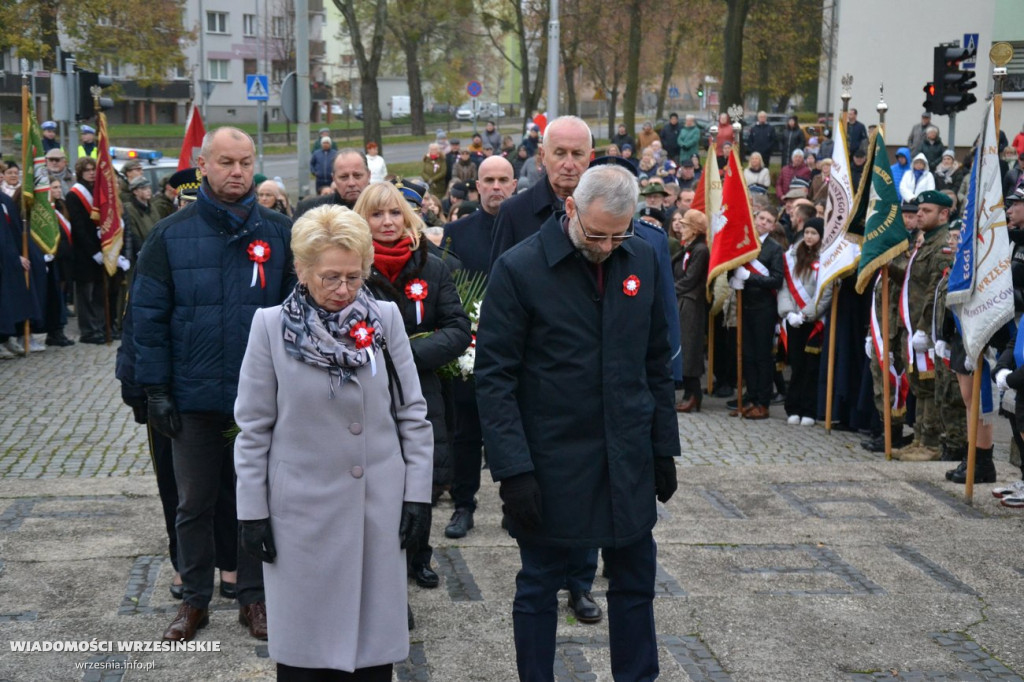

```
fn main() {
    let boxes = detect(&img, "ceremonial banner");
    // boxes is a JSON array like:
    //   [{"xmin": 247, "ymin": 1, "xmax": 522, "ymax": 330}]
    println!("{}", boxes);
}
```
[
  {"xmin": 855, "ymin": 130, "xmax": 909, "ymax": 293},
  {"xmin": 690, "ymin": 146, "xmax": 717, "ymax": 216},
  {"xmin": 20, "ymin": 86, "xmax": 61, "ymax": 255},
  {"xmin": 816, "ymin": 104, "xmax": 859, "ymax": 304},
  {"xmin": 177, "ymin": 103, "xmax": 206, "ymax": 171},
  {"xmin": 947, "ymin": 152, "xmax": 979, "ymax": 306},
  {"xmin": 91, "ymin": 108, "xmax": 123, "ymax": 277},
  {"xmin": 950, "ymin": 102, "xmax": 1014, "ymax": 361},
  {"xmin": 705, "ymin": 148, "xmax": 760, "ymax": 294}
]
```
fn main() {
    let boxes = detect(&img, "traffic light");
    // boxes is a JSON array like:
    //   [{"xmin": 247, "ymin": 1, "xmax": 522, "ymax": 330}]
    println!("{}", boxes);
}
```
[
  {"xmin": 697, "ymin": 84, "xmax": 705, "ymax": 98},
  {"xmin": 922, "ymin": 82, "xmax": 941, "ymax": 115},
  {"xmin": 933, "ymin": 43, "xmax": 977, "ymax": 115},
  {"xmin": 76, "ymin": 69, "xmax": 114, "ymax": 121}
]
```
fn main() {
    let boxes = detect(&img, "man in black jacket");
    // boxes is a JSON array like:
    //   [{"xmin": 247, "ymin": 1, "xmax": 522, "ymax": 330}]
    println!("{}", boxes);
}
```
[
  {"xmin": 293, "ymin": 149, "xmax": 369, "ymax": 219},
  {"xmin": 659, "ymin": 113, "xmax": 682, "ymax": 163},
  {"xmin": 476, "ymin": 163, "xmax": 678, "ymax": 682},
  {"xmin": 728, "ymin": 208, "xmax": 785, "ymax": 419},
  {"xmin": 133, "ymin": 127, "xmax": 295, "ymax": 643},
  {"xmin": 441, "ymin": 156, "xmax": 517, "ymax": 540},
  {"xmin": 747, "ymin": 111, "xmax": 777, "ymax": 165}
]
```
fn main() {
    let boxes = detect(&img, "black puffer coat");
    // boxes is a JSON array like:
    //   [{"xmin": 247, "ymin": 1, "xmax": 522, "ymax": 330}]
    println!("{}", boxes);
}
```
[{"xmin": 366, "ymin": 240, "xmax": 471, "ymax": 489}]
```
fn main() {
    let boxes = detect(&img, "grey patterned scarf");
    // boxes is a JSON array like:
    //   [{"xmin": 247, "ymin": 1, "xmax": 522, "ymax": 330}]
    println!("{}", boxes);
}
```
[{"xmin": 281, "ymin": 285, "xmax": 385, "ymax": 398}]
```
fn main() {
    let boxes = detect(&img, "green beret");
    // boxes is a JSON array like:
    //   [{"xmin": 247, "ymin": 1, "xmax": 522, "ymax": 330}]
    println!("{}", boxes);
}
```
[{"xmin": 916, "ymin": 190, "xmax": 952, "ymax": 208}]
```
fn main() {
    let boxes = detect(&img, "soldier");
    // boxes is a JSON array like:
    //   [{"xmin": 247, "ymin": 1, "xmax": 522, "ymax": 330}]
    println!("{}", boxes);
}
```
[
  {"xmin": 930, "ymin": 226, "xmax": 968, "ymax": 465},
  {"xmin": 861, "ymin": 200, "xmax": 918, "ymax": 453},
  {"xmin": 897, "ymin": 190, "xmax": 955, "ymax": 461}
]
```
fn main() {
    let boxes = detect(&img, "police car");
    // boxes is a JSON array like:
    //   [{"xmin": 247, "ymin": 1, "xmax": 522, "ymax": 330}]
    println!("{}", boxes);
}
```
[{"xmin": 110, "ymin": 147, "xmax": 181, "ymax": 190}]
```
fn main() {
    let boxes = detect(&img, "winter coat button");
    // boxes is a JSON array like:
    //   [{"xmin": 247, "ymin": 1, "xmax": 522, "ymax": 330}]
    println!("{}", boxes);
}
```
[
  {"xmin": 351, "ymin": 466, "xmax": 364, "ymax": 479},
  {"xmin": 349, "ymin": 422, "xmax": 363, "ymax": 435}
]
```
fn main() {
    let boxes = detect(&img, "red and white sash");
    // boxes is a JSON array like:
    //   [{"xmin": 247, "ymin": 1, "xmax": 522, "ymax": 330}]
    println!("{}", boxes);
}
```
[
  {"xmin": 871, "ymin": 274, "xmax": 909, "ymax": 415},
  {"xmin": 69, "ymin": 183, "xmax": 94, "ymax": 215},
  {"xmin": 782, "ymin": 251, "xmax": 818, "ymax": 312},
  {"xmin": 744, "ymin": 259, "xmax": 769, "ymax": 277},
  {"xmin": 899, "ymin": 247, "xmax": 935, "ymax": 377},
  {"xmin": 682, "ymin": 252, "xmax": 691, "ymax": 272}
]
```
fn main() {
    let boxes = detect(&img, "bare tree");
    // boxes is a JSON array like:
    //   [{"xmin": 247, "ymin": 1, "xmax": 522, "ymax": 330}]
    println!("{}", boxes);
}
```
[
  {"xmin": 334, "ymin": 0, "xmax": 388, "ymax": 147},
  {"xmin": 621, "ymin": 0, "xmax": 644, "ymax": 135},
  {"xmin": 721, "ymin": 0, "xmax": 753, "ymax": 112},
  {"xmin": 478, "ymin": 0, "xmax": 548, "ymax": 129}
]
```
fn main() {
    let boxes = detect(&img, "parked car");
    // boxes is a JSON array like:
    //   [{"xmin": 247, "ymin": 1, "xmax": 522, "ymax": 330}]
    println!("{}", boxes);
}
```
[{"xmin": 456, "ymin": 101, "xmax": 505, "ymax": 121}]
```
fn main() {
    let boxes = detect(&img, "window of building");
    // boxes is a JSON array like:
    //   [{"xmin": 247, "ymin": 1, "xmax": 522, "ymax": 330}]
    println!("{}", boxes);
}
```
[
  {"xmin": 243, "ymin": 59, "xmax": 257, "ymax": 76},
  {"xmin": 1004, "ymin": 41, "xmax": 1024, "ymax": 96},
  {"xmin": 271, "ymin": 16, "xmax": 287, "ymax": 38},
  {"xmin": 272, "ymin": 60, "xmax": 288, "ymax": 84},
  {"xmin": 206, "ymin": 11, "xmax": 228, "ymax": 34},
  {"xmin": 209, "ymin": 59, "xmax": 229, "ymax": 82},
  {"xmin": 243, "ymin": 14, "xmax": 257, "ymax": 37}
]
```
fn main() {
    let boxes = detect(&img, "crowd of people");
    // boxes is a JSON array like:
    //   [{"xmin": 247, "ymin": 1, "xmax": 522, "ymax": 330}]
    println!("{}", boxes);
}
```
[{"xmin": 6, "ymin": 108, "xmax": 1024, "ymax": 680}]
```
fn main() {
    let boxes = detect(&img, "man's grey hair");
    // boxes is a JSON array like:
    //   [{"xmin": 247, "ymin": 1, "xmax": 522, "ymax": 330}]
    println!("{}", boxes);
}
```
[
  {"xmin": 199, "ymin": 127, "xmax": 255, "ymax": 158},
  {"xmin": 572, "ymin": 165, "xmax": 638, "ymax": 217},
  {"xmin": 333, "ymin": 148, "xmax": 369, "ymax": 172},
  {"xmin": 542, "ymin": 115, "xmax": 592, "ymax": 151},
  {"xmin": 791, "ymin": 149, "xmax": 805, "ymax": 160}
]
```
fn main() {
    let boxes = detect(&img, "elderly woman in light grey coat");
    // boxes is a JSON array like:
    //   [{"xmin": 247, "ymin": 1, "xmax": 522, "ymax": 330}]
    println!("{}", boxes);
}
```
[{"xmin": 234, "ymin": 204, "xmax": 434, "ymax": 681}]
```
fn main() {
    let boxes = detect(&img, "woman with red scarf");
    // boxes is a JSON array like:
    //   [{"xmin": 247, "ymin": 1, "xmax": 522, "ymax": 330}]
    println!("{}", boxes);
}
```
[{"xmin": 354, "ymin": 182, "xmax": 471, "ymax": 592}]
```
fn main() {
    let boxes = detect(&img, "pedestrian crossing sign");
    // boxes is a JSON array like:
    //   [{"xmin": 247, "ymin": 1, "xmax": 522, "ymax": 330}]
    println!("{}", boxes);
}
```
[{"xmin": 246, "ymin": 75, "xmax": 269, "ymax": 101}]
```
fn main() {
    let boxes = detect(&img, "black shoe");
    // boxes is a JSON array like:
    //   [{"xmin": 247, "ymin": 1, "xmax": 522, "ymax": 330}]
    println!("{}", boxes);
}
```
[
  {"xmin": 949, "ymin": 448, "xmax": 997, "ymax": 484},
  {"xmin": 712, "ymin": 385, "xmax": 734, "ymax": 398},
  {"xmin": 220, "ymin": 581, "xmax": 237, "ymax": 599},
  {"xmin": 45, "ymin": 334, "xmax": 75, "ymax": 347},
  {"xmin": 567, "ymin": 591, "xmax": 602, "ymax": 624},
  {"xmin": 726, "ymin": 398, "xmax": 738, "ymax": 409},
  {"xmin": 771, "ymin": 392, "xmax": 786, "ymax": 405},
  {"xmin": 410, "ymin": 565, "xmax": 440, "ymax": 589},
  {"xmin": 79, "ymin": 336, "xmax": 107, "ymax": 345},
  {"xmin": 169, "ymin": 583, "xmax": 184, "ymax": 600},
  {"xmin": 408, "ymin": 604, "xmax": 415, "ymax": 630},
  {"xmin": 945, "ymin": 459, "xmax": 966, "ymax": 481},
  {"xmin": 444, "ymin": 508, "xmax": 474, "ymax": 539}
]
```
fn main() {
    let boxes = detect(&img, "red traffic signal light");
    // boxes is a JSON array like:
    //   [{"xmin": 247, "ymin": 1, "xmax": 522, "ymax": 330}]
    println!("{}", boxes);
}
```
[
  {"xmin": 933, "ymin": 43, "xmax": 977, "ymax": 115},
  {"xmin": 923, "ymin": 82, "xmax": 940, "ymax": 114}
]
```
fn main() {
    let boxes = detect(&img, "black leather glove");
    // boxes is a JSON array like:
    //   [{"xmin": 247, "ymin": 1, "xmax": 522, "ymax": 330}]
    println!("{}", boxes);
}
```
[
  {"xmin": 499, "ymin": 472, "xmax": 543, "ymax": 531},
  {"xmin": 399, "ymin": 502, "xmax": 432, "ymax": 552},
  {"xmin": 653, "ymin": 457, "xmax": 678, "ymax": 503},
  {"xmin": 145, "ymin": 386, "xmax": 181, "ymax": 438},
  {"xmin": 239, "ymin": 519, "xmax": 277, "ymax": 563}
]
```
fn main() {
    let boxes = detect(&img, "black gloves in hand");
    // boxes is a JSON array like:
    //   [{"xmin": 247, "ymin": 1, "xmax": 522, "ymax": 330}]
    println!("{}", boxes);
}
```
[
  {"xmin": 399, "ymin": 502, "xmax": 432, "ymax": 552},
  {"xmin": 653, "ymin": 457, "xmax": 678, "ymax": 503},
  {"xmin": 145, "ymin": 386, "xmax": 181, "ymax": 438},
  {"xmin": 499, "ymin": 472, "xmax": 543, "ymax": 531},
  {"xmin": 239, "ymin": 519, "xmax": 277, "ymax": 563}
]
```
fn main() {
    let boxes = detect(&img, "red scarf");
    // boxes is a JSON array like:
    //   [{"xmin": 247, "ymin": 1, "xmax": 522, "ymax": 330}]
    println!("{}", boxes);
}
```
[{"xmin": 373, "ymin": 237, "xmax": 414, "ymax": 282}]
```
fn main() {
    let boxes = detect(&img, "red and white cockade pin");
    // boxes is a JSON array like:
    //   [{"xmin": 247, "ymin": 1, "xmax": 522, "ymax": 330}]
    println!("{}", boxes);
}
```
[
  {"xmin": 349, "ymin": 321, "xmax": 375, "ymax": 349},
  {"xmin": 405, "ymin": 278, "xmax": 429, "ymax": 324},
  {"xmin": 247, "ymin": 240, "xmax": 271, "ymax": 289},
  {"xmin": 623, "ymin": 275, "xmax": 641, "ymax": 297}
]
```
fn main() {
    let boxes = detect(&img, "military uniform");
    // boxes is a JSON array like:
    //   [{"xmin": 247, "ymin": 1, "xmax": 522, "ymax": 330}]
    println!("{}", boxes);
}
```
[
  {"xmin": 932, "ymin": 270, "xmax": 968, "ymax": 460},
  {"xmin": 864, "ymin": 261, "xmax": 909, "ymax": 452},
  {"xmin": 897, "ymin": 218, "xmax": 952, "ymax": 450}
]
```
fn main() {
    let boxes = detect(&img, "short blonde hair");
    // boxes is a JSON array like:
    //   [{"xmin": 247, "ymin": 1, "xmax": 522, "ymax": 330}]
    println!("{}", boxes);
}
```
[
  {"xmin": 353, "ymin": 181, "xmax": 423, "ymax": 249},
  {"xmin": 291, "ymin": 204, "xmax": 374, "ymax": 278}
]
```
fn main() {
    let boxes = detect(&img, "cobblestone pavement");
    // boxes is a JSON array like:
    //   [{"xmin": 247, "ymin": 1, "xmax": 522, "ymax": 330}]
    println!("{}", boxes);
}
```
[{"xmin": 2, "ymin": 326, "xmax": 1024, "ymax": 681}]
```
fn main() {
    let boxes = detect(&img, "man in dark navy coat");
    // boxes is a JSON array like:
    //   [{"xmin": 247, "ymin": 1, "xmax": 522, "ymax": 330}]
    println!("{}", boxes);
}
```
[
  {"xmin": 441, "ymin": 156, "xmax": 517, "ymax": 540},
  {"xmin": 476, "ymin": 164, "xmax": 680, "ymax": 682}
]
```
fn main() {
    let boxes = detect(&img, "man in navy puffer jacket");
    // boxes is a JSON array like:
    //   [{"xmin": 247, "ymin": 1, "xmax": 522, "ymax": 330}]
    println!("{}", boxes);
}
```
[{"xmin": 132, "ymin": 127, "xmax": 296, "ymax": 643}]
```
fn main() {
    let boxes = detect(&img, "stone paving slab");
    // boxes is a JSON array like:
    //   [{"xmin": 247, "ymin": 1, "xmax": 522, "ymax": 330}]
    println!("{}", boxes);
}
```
[{"xmin": 3, "ymin": 334, "xmax": 1024, "ymax": 680}]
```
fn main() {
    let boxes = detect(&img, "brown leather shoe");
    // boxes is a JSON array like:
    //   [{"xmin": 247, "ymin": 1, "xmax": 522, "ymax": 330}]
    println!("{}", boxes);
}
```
[
  {"xmin": 675, "ymin": 396, "xmax": 700, "ymax": 413},
  {"xmin": 745, "ymin": 405, "xmax": 769, "ymax": 420},
  {"xmin": 239, "ymin": 601, "xmax": 268, "ymax": 640},
  {"xmin": 162, "ymin": 602, "xmax": 209, "ymax": 641}
]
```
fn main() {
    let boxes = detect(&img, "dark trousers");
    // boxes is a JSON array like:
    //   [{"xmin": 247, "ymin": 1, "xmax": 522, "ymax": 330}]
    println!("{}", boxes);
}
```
[
  {"xmin": 741, "ymin": 304, "xmax": 777, "ymax": 407},
  {"xmin": 173, "ymin": 412, "xmax": 263, "ymax": 609},
  {"xmin": 43, "ymin": 262, "xmax": 67, "ymax": 335},
  {"xmin": 451, "ymin": 378, "xmax": 484, "ymax": 512},
  {"xmin": 712, "ymin": 313, "xmax": 737, "ymax": 391},
  {"xmin": 783, "ymin": 323, "xmax": 821, "ymax": 419},
  {"xmin": 74, "ymin": 279, "xmax": 107, "ymax": 339},
  {"xmin": 565, "ymin": 548, "xmax": 598, "ymax": 597},
  {"xmin": 514, "ymin": 533, "xmax": 659, "ymax": 682},
  {"xmin": 148, "ymin": 425, "xmax": 180, "ymax": 572},
  {"xmin": 276, "ymin": 662, "xmax": 393, "ymax": 681}
]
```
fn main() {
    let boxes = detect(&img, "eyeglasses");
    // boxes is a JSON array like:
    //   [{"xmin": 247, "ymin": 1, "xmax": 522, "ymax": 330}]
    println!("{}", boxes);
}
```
[
  {"xmin": 575, "ymin": 206, "xmax": 634, "ymax": 242},
  {"xmin": 320, "ymin": 274, "xmax": 364, "ymax": 291},
  {"xmin": 46, "ymin": 157, "xmax": 65, "ymax": 162}
]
